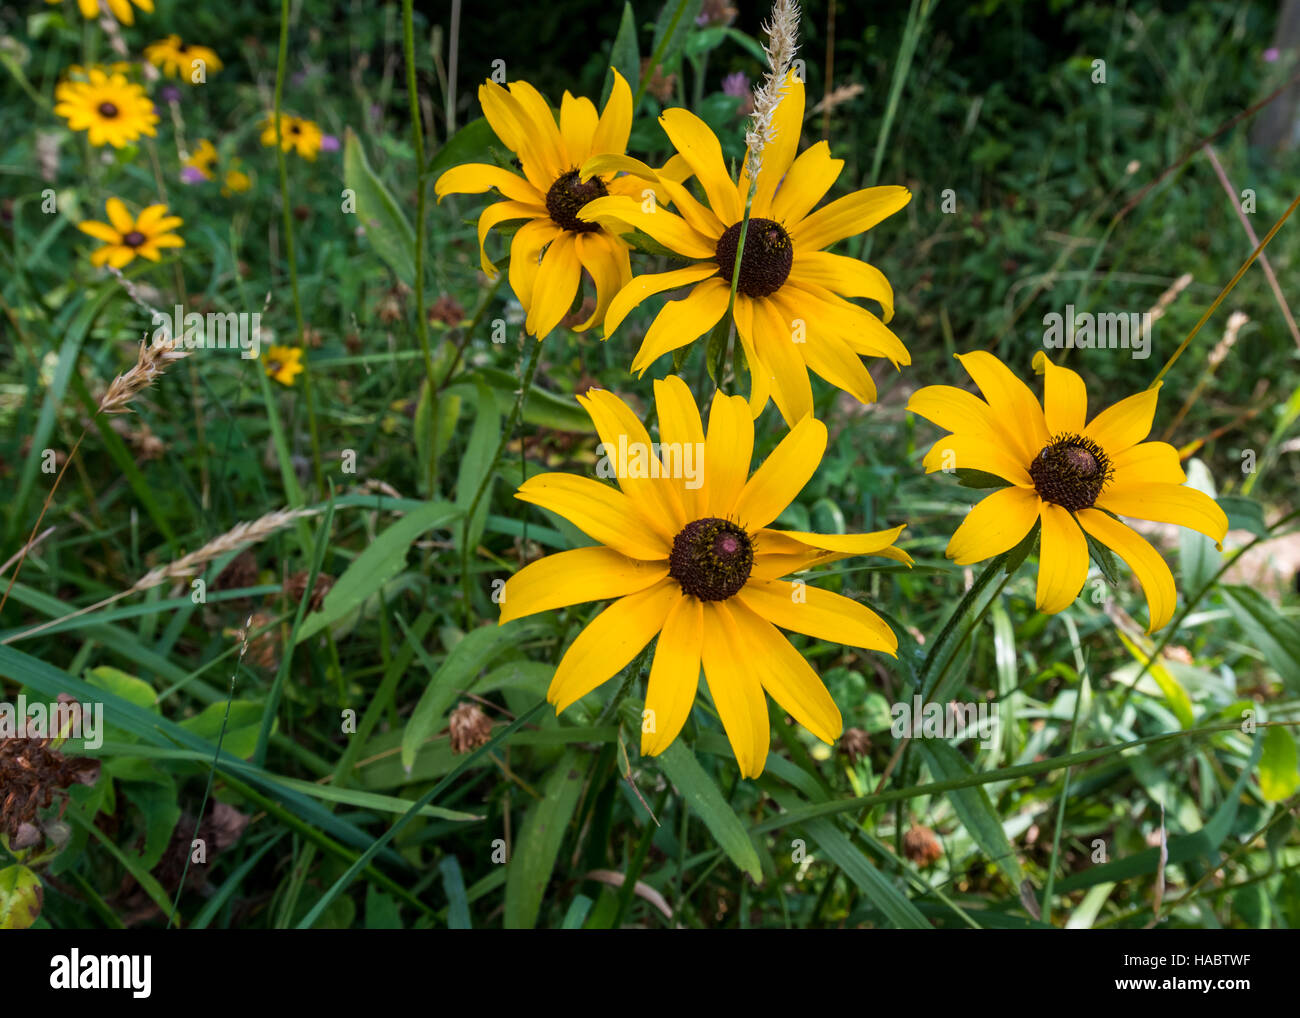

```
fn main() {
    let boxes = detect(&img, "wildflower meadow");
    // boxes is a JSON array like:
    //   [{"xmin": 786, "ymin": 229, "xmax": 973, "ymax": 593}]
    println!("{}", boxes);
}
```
[{"xmin": 2, "ymin": 0, "xmax": 1300, "ymax": 964}]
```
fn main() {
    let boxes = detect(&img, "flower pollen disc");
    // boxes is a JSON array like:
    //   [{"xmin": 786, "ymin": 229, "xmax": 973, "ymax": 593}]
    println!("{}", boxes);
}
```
[
  {"xmin": 669, "ymin": 517, "xmax": 754, "ymax": 602},
  {"xmin": 1029, "ymin": 433, "xmax": 1112, "ymax": 512},
  {"xmin": 546, "ymin": 170, "xmax": 609, "ymax": 234},
  {"xmin": 714, "ymin": 218, "xmax": 793, "ymax": 298}
]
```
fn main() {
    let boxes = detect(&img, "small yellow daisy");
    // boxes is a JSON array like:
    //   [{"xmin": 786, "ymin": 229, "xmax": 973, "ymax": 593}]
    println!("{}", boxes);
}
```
[
  {"xmin": 260, "ymin": 114, "xmax": 322, "ymax": 161},
  {"xmin": 183, "ymin": 139, "xmax": 218, "ymax": 180},
  {"xmin": 144, "ymin": 36, "xmax": 222, "ymax": 81},
  {"xmin": 263, "ymin": 345, "xmax": 304, "ymax": 386},
  {"xmin": 222, "ymin": 166, "xmax": 252, "ymax": 196},
  {"xmin": 78, "ymin": 198, "xmax": 183, "ymax": 268},
  {"xmin": 48, "ymin": 0, "xmax": 154, "ymax": 27},
  {"xmin": 54, "ymin": 69, "xmax": 158, "ymax": 148}
]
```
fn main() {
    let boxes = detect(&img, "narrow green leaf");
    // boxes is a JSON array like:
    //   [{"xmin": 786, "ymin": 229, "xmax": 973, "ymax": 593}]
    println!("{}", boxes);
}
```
[
  {"xmin": 295, "ymin": 501, "xmax": 461, "ymax": 642},
  {"xmin": 504, "ymin": 748, "xmax": 585, "ymax": 928},
  {"xmin": 1259, "ymin": 725, "xmax": 1300, "ymax": 802},
  {"xmin": 658, "ymin": 740, "xmax": 762, "ymax": 883},
  {"xmin": 1221, "ymin": 585, "xmax": 1300, "ymax": 693},
  {"xmin": 343, "ymin": 127, "xmax": 416, "ymax": 285}
]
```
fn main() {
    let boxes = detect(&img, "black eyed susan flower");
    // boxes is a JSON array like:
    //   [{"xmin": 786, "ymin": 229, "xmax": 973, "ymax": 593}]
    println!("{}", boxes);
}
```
[
  {"xmin": 54, "ymin": 69, "xmax": 158, "ymax": 149},
  {"xmin": 499, "ymin": 375, "xmax": 910, "ymax": 777},
  {"xmin": 78, "ymin": 198, "xmax": 183, "ymax": 268},
  {"xmin": 260, "ymin": 114, "xmax": 323, "ymax": 160},
  {"xmin": 434, "ymin": 70, "xmax": 683, "ymax": 341},
  {"xmin": 49, "ymin": 0, "xmax": 154, "ymax": 26},
  {"xmin": 579, "ymin": 72, "xmax": 911, "ymax": 427},
  {"xmin": 183, "ymin": 139, "xmax": 218, "ymax": 181},
  {"xmin": 907, "ymin": 351, "xmax": 1229, "ymax": 632},
  {"xmin": 262, "ymin": 345, "xmax": 304, "ymax": 386},
  {"xmin": 144, "ymin": 36, "xmax": 222, "ymax": 81}
]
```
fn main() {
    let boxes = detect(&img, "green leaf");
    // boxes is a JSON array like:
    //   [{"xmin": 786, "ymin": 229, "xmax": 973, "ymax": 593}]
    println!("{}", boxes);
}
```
[
  {"xmin": 414, "ymin": 380, "xmax": 461, "ymax": 493},
  {"xmin": 0, "ymin": 865, "xmax": 44, "ymax": 930},
  {"xmin": 1259, "ymin": 725, "xmax": 1300, "ymax": 802},
  {"xmin": 1114, "ymin": 630, "xmax": 1195, "ymax": 729},
  {"xmin": 400, "ymin": 619, "xmax": 545, "ymax": 770},
  {"xmin": 954, "ymin": 469, "xmax": 1010, "ymax": 490},
  {"xmin": 86, "ymin": 666, "xmax": 158, "ymax": 712},
  {"xmin": 179, "ymin": 700, "xmax": 266, "ymax": 760},
  {"xmin": 119, "ymin": 780, "xmax": 181, "ymax": 872},
  {"xmin": 343, "ymin": 127, "xmax": 416, "ymax": 285},
  {"xmin": 295, "ymin": 502, "xmax": 460, "ymax": 643},
  {"xmin": 426, "ymin": 116, "xmax": 498, "ymax": 179},
  {"xmin": 605, "ymin": 2, "xmax": 640, "ymax": 103},
  {"xmin": 468, "ymin": 367, "xmax": 588, "ymax": 431},
  {"xmin": 658, "ymin": 740, "xmax": 762, "ymax": 883},
  {"xmin": 1217, "ymin": 495, "xmax": 1269, "ymax": 538},
  {"xmin": 440, "ymin": 857, "xmax": 472, "ymax": 929},
  {"xmin": 364, "ymin": 887, "xmax": 403, "ymax": 930},
  {"xmin": 1220, "ymin": 585, "xmax": 1300, "ymax": 693},
  {"xmin": 504, "ymin": 748, "xmax": 585, "ymax": 928},
  {"xmin": 918, "ymin": 740, "xmax": 1028, "ymax": 891},
  {"xmin": 454, "ymin": 378, "xmax": 501, "ymax": 553},
  {"xmin": 649, "ymin": 0, "xmax": 704, "ymax": 76},
  {"xmin": 766, "ymin": 788, "xmax": 930, "ymax": 928}
]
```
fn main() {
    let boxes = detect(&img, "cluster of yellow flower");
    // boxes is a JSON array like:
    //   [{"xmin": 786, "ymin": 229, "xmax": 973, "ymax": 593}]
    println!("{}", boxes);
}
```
[
  {"xmin": 47, "ymin": 0, "xmax": 318, "ymax": 387},
  {"xmin": 437, "ymin": 70, "xmax": 1229, "ymax": 776}
]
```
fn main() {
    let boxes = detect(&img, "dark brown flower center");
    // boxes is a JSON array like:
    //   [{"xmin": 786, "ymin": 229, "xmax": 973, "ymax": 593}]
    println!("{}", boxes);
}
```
[
  {"xmin": 97, "ymin": 101, "xmax": 119, "ymax": 118},
  {"xmin": 668, "ymin": 517, "xmax": 753, "ymax": 601},
  {"xmin": 289, "ymin": 123, "xmax": 301, "ymax": 135},
  {"xmin": 545, "ymin": 169, "xmax": 608, "ymax": 233},
  {"xmin": 1029, "ymin": 434, "xmax": 1112, "ymax": 512},
  {"xmin": 714, "ymin": 217, "xmax": 793, "ymax": 298},
  {"xmin": 121, "ymin": 231, "xmax": 146, "ymax": 247}
]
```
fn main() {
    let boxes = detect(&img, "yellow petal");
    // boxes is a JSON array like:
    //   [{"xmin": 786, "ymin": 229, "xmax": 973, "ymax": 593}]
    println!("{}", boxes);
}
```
[
  {"xmin": 508, "ymin": 219, "xmax": 558, "ymax": 313},
  {"xmin": 506, "ymin": 78, "xmax": 568, "ymax": 177},
  {"xmin": 732, "ymin": 295, "xmax": 771, "ymax": 418},
  {"xmin": 703, "ymin": 390, "xmax": 754, "ymax": 519},
  {"xmin": 727, "ymin": 596, "xmax": 843, "ymax": 744},
  {"xmin": 752, "ymin": 295, "xmax": 813, "ymax": 426},
  {"xmin": 524, "ymin": 232, "xmax": 581, "ymax": 339},
  {"xmin": 78, "ymin": 220, "xmax": 121, "ymax": 243},
  {"xmin": 700, "ymin": 602, "xmax": 770, "ymax": 777},
  {"xmin": 779, "ymin": 280, "xmax": 910, "ymax": 366},
  {"xmin": 135, "ymin": 204, "xmax": 170, "ymax": 231},
  {"xmin": 653, "ymin": 375, "xmax": 706, "ymax": 521},
  {"xmin": 434, "ymin": 163, "xmax": 541, "ymax": 205},
  {"xmin": 477, "ymin": 200, "xmax": 544, "ymax": 276},
  {"xmin": 954, "ymin": 351, "xmax": 1050, "ymax": 463},
  {"xmin": 1077, "ymin": 508, "xmax": 1177, "ymax": 632},
  {"xmin": 737, "ymin": 577, "xmax": 896, "ymax": 654},
  {"xmin": 659, "ymin": 178, "xmax": 726, "ymax": 243},
  {"xmin": 572, "ymin": 230, "xmax": 630, "ymax": 331},
  {"xmin": 630, "ymin": 277, "xmax": 731, "ymax": 375},
  {"xmin": 1096, "ymin": 482, "xmax": 1228, "ymax": 548},
  {"xmin": 580, "ymin": 194, "xmax": 716, "ymax": 260},
  {"xmin": 658, "ymin": 107, "xmax": 742, "ymax": 224},
  {"xmin": 788, "ymin": 184, "xmax": 910, "ymax": 252},
  {"xmin": 1036, "ymin": 503, "xmax": 1088, "ymax": 614},
  {"xmin": 921, "ymin": 434, "xmax": 1032, "ymax": 487},
  {"xmin": 548, "ymin": 580, "xmax": 679, "ymax": 712},
  {"xmin": 515, "ymin": 473, "xmax": 669, "ymax": 560},
  {"xmin": 906, "ymin": 384, "xmax": 1000, "ymax": 439},
  {"xmin": 559, "ymin": 90, "xmax": 599, "ymax": 166},
  {"xmin": 946, "ymin": 486, "xmax": 1040, "ymax": 565},
  {"xmin": 105, "ymin": 197, "xmax": 134, "ymax": 234},
  {"xmin": 1110, "ymin": 441, "xmax": 1186, "ymax": 488},
  {"xmin": 579, "ymin": 387, "xmax": 685, "ymax": 533},
  {"xmin": 641, "ymin": 595, "xmax": 704, "ymax": 756},
  {"xmin": 478, "ymin": 82, "xmax": 553, "ymax": 192},
  {"xmin": 734, "ymin": 415, "xmax": 826, "ymax": 531},
  {"xmin": 602, "ymin": 262, "xmax": 719, "ymax": 337},
  {"xmin": 745, "ymin": 71, "xmax": 804, "ymax": 218},
  {"xmin": 760, "ymin": 524, "xmax": 909, "ymax": 560},
  {"xmin": 591, "ymin": 68, "xmax": 632, "ymax": 157},
  {"xmin": 499, "ymin": 546, "xmax": 668, "ymax": 625},
  {"xmin": 1084, "ymin": 382, "xmax": 1162, "ymax": 455},
  {"xmin": 788, "ymin": 250, "xmax": 894, "ymax": 322},
  {"xmin": 770, "ymin": 141, "xmax": 844, "ymax": 226},
  {"xmin": 1032, "ymin": 351, "xmax": 1087, "ymax": 435}
]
